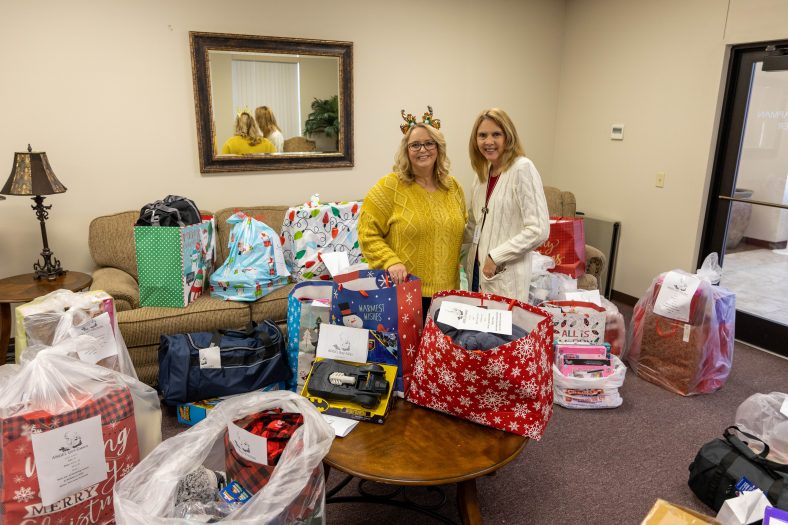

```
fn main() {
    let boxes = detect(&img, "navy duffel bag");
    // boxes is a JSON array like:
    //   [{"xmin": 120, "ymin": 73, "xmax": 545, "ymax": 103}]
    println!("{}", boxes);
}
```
[{"xmin": 158, "ymin": 320, "xmax": 291, "ymax": 406}]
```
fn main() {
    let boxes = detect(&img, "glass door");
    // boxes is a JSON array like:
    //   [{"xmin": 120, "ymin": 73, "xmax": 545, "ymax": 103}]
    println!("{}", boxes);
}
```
[{"xmin": 700, "ymin": 41, "xmax": 788, "ymax": 357}]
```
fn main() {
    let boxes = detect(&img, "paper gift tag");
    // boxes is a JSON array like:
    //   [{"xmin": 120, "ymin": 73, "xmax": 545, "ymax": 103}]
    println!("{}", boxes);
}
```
[
  {"xmin": 316, "ymin": 323, "xmax": 369, "ymax": 363},
  {"xmin": 436, "ymin": 300, "xmax": 513, "ymax": 335},
  {"xmin": 653, "ymin": 271, "xmax": 702, "ymax": 323},
  {"xmin": 228, "ymin": 422, "xmax": 268, "ymax": 465},
  {"xmin": 70, "ymin": 312, "xmax": 119, "ymax": 364},
  {"xmin": 716, "ymin": 489, "xmax": 770, "ymax": 525},
  {"xmin": 199, "ymin": 346, "xmax": 222, "ymax": 369},
  {"xmin": 31, "ymin": 415, "xmax": 107, "ymax": 506}
]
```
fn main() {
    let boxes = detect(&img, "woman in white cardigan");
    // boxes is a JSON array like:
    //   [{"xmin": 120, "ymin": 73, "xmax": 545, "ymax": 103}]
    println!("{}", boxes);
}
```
[{"xmin": 464, "ymin": 108, "xmax": 550, "ymax": 303}]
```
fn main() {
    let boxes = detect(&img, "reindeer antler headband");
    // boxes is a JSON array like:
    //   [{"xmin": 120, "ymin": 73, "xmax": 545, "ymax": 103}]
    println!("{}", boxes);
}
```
[{"xmin": 400, "ymin": 105, "xmax": 441, "ymax": 134}]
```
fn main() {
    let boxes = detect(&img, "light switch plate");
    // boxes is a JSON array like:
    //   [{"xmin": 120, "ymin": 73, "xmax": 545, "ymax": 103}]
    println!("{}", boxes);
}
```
[{"xmin": 611, "ymin": 124, "xmax": 624, "ymax": 140}]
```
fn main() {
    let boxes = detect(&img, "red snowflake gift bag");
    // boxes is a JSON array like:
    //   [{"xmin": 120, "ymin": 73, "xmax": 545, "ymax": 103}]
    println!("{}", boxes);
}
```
[
  {"xmin": 407, "ymin": 290, "xmax": 554, "ymax": 439},
  {"xmin": 0, "ymin": 352, "xmax": 141, "ymax": 525}
]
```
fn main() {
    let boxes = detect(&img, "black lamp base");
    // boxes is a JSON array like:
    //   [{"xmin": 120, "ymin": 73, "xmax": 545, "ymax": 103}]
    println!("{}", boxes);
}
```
[{"xmin": 31, "ymin": 195, "xmax": 67, "ymax": 281}]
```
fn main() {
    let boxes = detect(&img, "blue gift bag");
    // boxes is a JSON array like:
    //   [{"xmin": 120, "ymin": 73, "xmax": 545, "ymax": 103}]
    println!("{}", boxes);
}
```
[
  {"xmin": 286, "ymin": 280, "xmax": 333, "ymax": 391},
  {"xmin": 209, "ymin": 213, "xmax": 290, "ymax": 301}
]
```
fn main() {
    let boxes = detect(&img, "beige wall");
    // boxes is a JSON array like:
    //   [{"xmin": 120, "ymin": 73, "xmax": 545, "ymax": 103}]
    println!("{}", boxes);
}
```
[
  {"xmin": 552, "ymin": 0, "xmax": 788, "ymax": 297},
  {"xmin": 0, "ymin": 0, "xmax": 565, "ymax": 279}
]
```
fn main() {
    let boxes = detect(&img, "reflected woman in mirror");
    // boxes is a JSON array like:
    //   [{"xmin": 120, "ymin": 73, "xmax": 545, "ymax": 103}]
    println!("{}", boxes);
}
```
[
  {"xmin": 220, "ymin": 110, "xmax": 275, "ymax": 155},
  {"xmin": 255, "ymin": 106, "xmax": 284, "ymax": 152},
  {"xmin": 358, "ymin": 107, "xmax": 467, "ymax": 319},
  {"xmin": 464, "ymin": 108, "xmax": 550, "ymax": 302}
]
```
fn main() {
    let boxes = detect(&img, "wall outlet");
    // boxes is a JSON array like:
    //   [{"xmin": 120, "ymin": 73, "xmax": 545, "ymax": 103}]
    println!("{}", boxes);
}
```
[{"xmin": 655, "ymin": 172, "xmax": 666, "ymax": 188}]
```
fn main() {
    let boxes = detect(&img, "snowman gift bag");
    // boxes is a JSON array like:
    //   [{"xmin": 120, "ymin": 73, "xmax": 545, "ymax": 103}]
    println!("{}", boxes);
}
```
[{"xmin": 330, "ymin": 269, "xmax": 423, "ymax": 395}]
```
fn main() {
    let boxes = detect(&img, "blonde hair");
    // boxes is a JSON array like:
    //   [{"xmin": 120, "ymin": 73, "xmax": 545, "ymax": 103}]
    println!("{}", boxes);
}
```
[
  {"xmin": 254, "ymin": 106, "xmax": 280, "ymax": 137},
  {"xmin": 392, "ymin": 124, "xmax": 451, "ymax": 191},
  {"xmin": 235, "ymin": 111, "xmax": 262, "ymax": 146},
  {"xmin": 468, "ymin": 108, "xmax": 525, "ymax": 182}
]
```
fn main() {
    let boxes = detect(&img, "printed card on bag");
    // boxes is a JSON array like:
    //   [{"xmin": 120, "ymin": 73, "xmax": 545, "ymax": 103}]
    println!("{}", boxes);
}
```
[
  {"xmin": 69, "ymin": 312, "xmax": 119, "ymax": 364},
  {"xmin": 228, "ymin": 422, "xmax": 269, "ymax": 465},
  {"xmin": 316, "ymin": 323, "xmax": 369, "ymax": 363},
  {"xmin": 653, "ymin": 271, "xmax": 702, "ymax": 323},
  {"xmin": 199, "ymin": 346, "xmax": 222, "ymax": 369},
  {"xmin": 30, "ymin": 415, "xmax": 107, "ymax": 506},
  {"xmin": 436, "ymin": 300, "xmax": 513, "ymax": 335}
]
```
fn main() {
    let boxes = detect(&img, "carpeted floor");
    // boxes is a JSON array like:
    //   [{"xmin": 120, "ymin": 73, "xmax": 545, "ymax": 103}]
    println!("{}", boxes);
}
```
[{"xmin": 160, "ymin": 304, "xmax": 788, "ymax": 524}]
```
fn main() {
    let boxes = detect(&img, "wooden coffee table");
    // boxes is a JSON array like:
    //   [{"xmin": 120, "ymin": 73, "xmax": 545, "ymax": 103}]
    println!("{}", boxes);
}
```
[
  {"xmin": 0, "ymin": 271, "xmax": 93, "ymax": 364},
  {"xmin": 324, "ymin": 398, "xmax": 528, "ymax": 525}
]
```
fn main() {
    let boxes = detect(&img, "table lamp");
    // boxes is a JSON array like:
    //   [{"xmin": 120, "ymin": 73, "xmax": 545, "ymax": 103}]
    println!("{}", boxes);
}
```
[{"xmin": 1, "ymin": 145, "xmax": 67, "ymax": 280}]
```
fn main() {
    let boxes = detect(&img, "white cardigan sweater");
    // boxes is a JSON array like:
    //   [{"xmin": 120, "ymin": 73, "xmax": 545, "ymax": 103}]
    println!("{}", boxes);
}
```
[{"xmin": 463, "ymin": 156, "xmax": 550, "ymax": 302}]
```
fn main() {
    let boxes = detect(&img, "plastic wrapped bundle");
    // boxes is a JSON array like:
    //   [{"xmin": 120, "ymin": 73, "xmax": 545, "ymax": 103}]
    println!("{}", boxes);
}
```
[
  {"xmin": 0, "ymin": 349, "xmax": 161, "ymax": 524},
  {"xmin": 600, "ymin": 297, "xmax": 626, "ymax": 357},
  {"xmin": 624, "ymin": 255, "xmax": 735, "ymax": 396},
  {"xmin": 735, "ymin": 392, "xmax": 788, "ymax": 464},
  {"xmin": 114, "ymin": 390, "xmax": 334, "ymax": 525},
  {"xmin": 14, "ymin": 289, "xmax": 137, "ymax": 378},
  {"xmin": 553, "ymin": 354, "xmax": 627, "ymax": 409}
]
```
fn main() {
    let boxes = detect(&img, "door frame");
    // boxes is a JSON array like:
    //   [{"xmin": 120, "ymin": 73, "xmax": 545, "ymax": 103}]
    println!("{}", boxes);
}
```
[{"xmin": 698, "ymin": 39, "xmax": 788, "ymax": 356}]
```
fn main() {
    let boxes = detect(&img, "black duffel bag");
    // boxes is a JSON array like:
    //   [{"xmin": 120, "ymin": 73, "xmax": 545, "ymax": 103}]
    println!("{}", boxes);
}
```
[
  {"xmin": 688, "ymin": 426, "xmax": 788, "ymax": 511},
  {"xmin": 158, "ymin": 320, "xmax": 291, "ymax": 406},
  {"xmin": 136, "ymin": 194, "xmax": 201, "ymax": 227}
]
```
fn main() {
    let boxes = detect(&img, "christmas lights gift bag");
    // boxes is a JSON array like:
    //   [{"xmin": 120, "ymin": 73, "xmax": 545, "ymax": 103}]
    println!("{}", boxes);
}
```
[
  {"xmin": 407, "ymin": 290, "xmax": 554, "ymax": 438},
  {"xmin": 286, "ymin": 280, "xmax": 333, "ymax": 391},
  {"xmin": 0, "ymin": 349, "xmax": 162, "ymax": 525},
  {"xmin": 210, "ymin": 212, "xmax": 290, "ymax": 301},
  {"xmin": 330, "ymin": 269, "xmax": 423, "ymax": 395},
  {"xmin": 535, "ymin": 217, "xmax": 586, "ymax": 278},
  {"xmin": 538, "ymin": 300, "xmax": 607, "ymax": 344},
  {"xmin": 135, "ymin": 216, "xmax": 215, "ymax": 307},
  {"xmin": 114, "ymin": 390, "xmax": 334, "ymax": 525},
  {"xmin": 280, "ymin": 194, "xmax": 365, "ymax": 282}
]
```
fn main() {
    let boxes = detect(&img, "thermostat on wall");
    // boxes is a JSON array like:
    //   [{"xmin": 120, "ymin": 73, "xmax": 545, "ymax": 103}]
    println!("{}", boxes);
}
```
[{"xmin": 611, "ymin": 124, "xmax": 624, "ymax": 140}]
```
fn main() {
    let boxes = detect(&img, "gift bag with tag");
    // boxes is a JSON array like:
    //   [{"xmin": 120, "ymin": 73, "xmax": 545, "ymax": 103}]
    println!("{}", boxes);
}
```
[
  {"xmin": 210, "ymin": 212, "xmax": 290, "ymax": 301},
  {"xmin": 625, "ymin": 255, "xmax": 735, "ymax": 396},
  {"xmin": 280, "ymin": 195, "xmax": 364, "ymax": 282},
  {"xmin": 407, "ymin": 290, "xmax": 554, "ymax": 438},
  {"xmin": 286, "ymin": 281, "xmax": 333, "ymax": 391},
  {"xmin": 330, "ymin": 269, "xmax": 422, "ymax": 395},
  {"xmin": 135, "ymin": 216, "xmax": 215, "ymax": 307},
  {"xmin": 539, "ymin": 300, "xmax": 606, "ymax": 344},
  {"xmin": 0, "ymin": 351, "xmax": 161, "ymax": 525},
  {"xmin": 535, "ymin": 217, "xmax": 586, "ymax": 278}
]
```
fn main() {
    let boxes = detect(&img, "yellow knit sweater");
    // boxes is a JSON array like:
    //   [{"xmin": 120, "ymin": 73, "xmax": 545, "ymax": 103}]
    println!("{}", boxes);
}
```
[{"xmin": 358, "ymin": 172, "xmax": 467, "ymax": 297}]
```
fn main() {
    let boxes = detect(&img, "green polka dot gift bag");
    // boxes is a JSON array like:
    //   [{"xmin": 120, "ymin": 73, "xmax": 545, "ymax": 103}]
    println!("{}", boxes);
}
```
[{"xmin": 134, "ymin": 217, "xmax": 215, "ymax": 307}]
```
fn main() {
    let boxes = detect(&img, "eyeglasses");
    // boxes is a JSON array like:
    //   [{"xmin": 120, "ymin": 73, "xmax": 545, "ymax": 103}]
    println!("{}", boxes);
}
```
[{"xmin": 407, "ymin": 140, "xmax": 437, "ymax": 152}]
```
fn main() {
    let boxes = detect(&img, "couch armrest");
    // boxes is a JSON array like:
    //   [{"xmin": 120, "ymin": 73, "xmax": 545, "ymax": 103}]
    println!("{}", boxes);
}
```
[
  {"xmin": 90, "ymin": 267, "xmax": 140, "ymax": 311},
  {"xmin": 584, "ymin": 244, "xmax": 607, "ymax": 286}
]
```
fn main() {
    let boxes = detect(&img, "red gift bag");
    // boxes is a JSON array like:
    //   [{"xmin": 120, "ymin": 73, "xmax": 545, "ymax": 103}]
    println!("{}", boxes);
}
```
[
  {"xmin": 407, "ymin": 290, "xmax": 554, "ymax": 439},
  {"xmin": 536, "ymin": 217, "xmax": 586, "ymax": 278},
  {"xmin": 1, "ymin": 387, "xmax": 140, "ymax": 525}
]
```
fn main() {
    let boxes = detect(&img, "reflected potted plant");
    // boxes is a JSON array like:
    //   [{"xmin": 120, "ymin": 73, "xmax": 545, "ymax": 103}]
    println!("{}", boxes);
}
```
[{"xmin": 304, "ymin": 95, "xmax": 339, "ymax": 152}]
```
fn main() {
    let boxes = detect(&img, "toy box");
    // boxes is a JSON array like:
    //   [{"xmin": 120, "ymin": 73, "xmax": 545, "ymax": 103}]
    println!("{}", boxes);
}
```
[
  {"xmin": 177, "ymin": 384, "xmax": 284, "ymax": 425},
  {"xmin": 301, "ymin": 358, "xmax": 397, "ymax": 424}
]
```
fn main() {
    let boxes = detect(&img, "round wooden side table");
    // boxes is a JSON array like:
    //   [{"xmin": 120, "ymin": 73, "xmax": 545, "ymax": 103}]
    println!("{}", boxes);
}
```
[
  {"xmin": 324, "ymin": 398, "xmax": 528, "ymax": 524},
  {"xmin": 0, "ymin": 271, "xmax": 93, "ymax": 364}
]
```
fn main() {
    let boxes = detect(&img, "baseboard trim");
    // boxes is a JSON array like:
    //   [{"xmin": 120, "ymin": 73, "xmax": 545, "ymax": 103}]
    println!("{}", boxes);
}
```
[{"xmin": 611, "ymin": 290, "xmax": 638, "ymax": 306}]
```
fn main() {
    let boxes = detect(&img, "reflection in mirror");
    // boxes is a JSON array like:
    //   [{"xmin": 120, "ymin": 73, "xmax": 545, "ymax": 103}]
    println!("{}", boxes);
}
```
[{"xmin": 190, "ymin": 32, "xmax": 353, "ymax": 172}]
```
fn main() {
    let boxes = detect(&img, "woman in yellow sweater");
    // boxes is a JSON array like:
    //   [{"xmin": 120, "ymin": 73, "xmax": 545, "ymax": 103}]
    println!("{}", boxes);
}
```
[
  {"xmin": 358, "ymin": 109, "xmax": 467, "ymax": 318},
  {"xmin": 220, "ymin": 111, "xmax": 276, "ymax": 155}
]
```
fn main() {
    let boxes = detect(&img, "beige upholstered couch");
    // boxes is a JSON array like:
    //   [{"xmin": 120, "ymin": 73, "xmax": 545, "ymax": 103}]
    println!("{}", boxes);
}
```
[
  {"xmin": 88, "ymin": 206, "xmax": 294, "ymax": 385},
  {"xmin": 542, "ymin": 186, "xmax": 606, "ymax": 291}
]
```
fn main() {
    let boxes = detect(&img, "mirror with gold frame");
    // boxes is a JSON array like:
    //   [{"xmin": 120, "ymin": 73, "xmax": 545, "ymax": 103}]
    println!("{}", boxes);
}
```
[{"xmin": 190, "ymin": 32, "xmax": 353, "ymax": 172}]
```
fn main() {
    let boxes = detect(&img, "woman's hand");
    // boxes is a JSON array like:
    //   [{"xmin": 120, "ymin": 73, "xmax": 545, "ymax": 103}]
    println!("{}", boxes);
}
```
[
  {"xmin": 387, "ymin": 263, "xmax": 408, "ymax": 285},
  {"xmin": 482, "ymin": 255, "xmax": 497, "ymax": 279}
]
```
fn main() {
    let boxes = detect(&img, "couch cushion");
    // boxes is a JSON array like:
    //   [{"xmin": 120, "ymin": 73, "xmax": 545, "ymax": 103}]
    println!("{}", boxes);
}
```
[
  {"xmin": 214, "ymin": 206, "xmax": 290, "ymax": 264},
  {"xmin": 89, "ymin": 211, "xmax": 140, "ymax": 279},
  {"xmin": 543, "ymin": 186, "xmax": 576, "ymax": 218},
  {"xmin": 248, "ymin": 283, "xmax": 294, "ymax": 325},
  {"xmin": 117, "ymin": 294, "xmax": 250, "ymax": 347}
]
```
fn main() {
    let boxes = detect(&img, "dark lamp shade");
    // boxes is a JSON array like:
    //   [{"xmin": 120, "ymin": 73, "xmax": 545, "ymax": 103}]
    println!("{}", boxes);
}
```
[{"xmin": 1, "ymin": 150, "xmax": 67, "ymax": 196}]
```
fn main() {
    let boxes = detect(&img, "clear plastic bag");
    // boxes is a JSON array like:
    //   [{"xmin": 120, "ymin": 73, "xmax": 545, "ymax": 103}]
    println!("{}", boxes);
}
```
[
  {"xmin": 14, "ymin": 289, "xmax": 137, "ymax": 378},
  {"xmin": 553, "ymin": 354, "xmax": 627, "ymax": 409},
  {"xmin": 624, "ymin": 255, "xmax": 735, "ymax": 396},
  {"xmin": 114, "ymin": 390, "xmax": 334, "ymax": 525},
  {"xmin": 600, "ymin": 297, "xmax": 626, "ymax": 356},
  {"xmin": 0, "ymin": 348, "xmax": 161, "ymax": 524},
  {"xmin": 735, "ymin": 392, "xmax": 788, "ymax": 464}
]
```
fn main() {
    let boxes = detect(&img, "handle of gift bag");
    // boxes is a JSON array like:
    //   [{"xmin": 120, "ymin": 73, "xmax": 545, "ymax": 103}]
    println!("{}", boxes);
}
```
[{"xmin": 654, "ymin": 316, "xmax": 679, "ymax": 338}]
